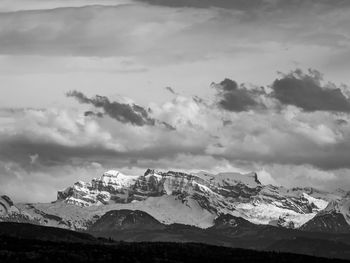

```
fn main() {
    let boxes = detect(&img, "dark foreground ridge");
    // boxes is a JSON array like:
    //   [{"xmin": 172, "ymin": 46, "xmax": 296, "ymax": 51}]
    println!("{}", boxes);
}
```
[
  {"xmin": 87, "ymin": 210, "xmax": 350, "ymax": 260},
  {"xmin": 0, "ymin": 222, "xmax": 349, "ymax": 263},
  {"xmin": 0, "ymin": 235, "xmax": 348, "ymax": 263}
]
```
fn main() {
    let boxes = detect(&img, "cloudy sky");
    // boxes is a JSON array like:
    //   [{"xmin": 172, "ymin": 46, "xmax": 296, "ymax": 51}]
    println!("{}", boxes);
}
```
[{"xmin": 1, "ymin": 0, "xmax": 350, "ymax": 202}]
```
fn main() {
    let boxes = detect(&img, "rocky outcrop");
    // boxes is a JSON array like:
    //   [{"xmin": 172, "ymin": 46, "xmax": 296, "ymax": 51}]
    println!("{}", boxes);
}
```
[
  {"xmin": 0, "ymin": 195, "xmax": 39, "ymax": 224},
  {"xmin": 0, "ymin": 196, "xmax": 14, "ymax": 216},
  {"xmin": 57, "ymin": 170, "xmax": 138, "ymax": 206}
]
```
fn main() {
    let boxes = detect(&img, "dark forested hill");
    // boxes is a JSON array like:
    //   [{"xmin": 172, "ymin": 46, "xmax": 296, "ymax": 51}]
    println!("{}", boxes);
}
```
[
  {"xmin": 0, "ymin": 235, "xmax": 348, "ymax": 263},
  {"xmin": 1, "ymin": 220, "xmax": 350, "ymax": 262}
]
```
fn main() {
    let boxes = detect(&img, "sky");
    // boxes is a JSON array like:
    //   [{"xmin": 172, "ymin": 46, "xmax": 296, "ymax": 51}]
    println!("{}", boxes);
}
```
[{"xmin": 1, "ymin": 0, "xmax": 350, "ymax": 202}]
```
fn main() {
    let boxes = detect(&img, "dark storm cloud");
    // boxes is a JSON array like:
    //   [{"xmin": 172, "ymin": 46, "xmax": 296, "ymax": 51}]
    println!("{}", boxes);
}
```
[
  {"xmin": 2, "ymin": 116, "xmax": 350, "ymax": 173},
  {"xmin": 336, "ymin": 119, "xmax": 348, "ymax": 126},
  {"xmin": 0, "ymin": 135, "xmax": 117, "ymax": 167},
  {"xmin": 84, "ymin": 111, "xmax": 104, "ymax": 118},
  {"xmin": 213, "ymin": 78, "xmax": 265, "ymax": 112},
  {"xmin": 0, "ymin": 132, "xmax": 204, "ymax": 169},
  {"xmin": 271, "ymin": 69, "xmax": 350, "ymax": 112},
  {"xmin": 67, "ymin": 90, "xmax": 156, "ymax": 126},
  {"xmin": 223, "ymin": 120, "xmax": 233, "ymax": 126}
]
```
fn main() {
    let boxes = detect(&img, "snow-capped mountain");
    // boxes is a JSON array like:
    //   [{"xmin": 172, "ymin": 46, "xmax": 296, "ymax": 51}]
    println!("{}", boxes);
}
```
[
  {"xmin": 56, "ymin": 169, "xmax": 334, "ymax": 228},
  {"xmin": 1, "ymin": 168, "xmax": 346, "ymax": 232}
]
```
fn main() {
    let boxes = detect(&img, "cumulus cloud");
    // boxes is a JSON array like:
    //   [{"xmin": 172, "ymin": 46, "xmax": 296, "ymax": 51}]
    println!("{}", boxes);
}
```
[
  {"xmin": 0, "ymin": 106, "xmax": 202, "ymax": 169},
  {"xmin": 2, "ymin": 69, "xmax": 350, "ymax": 201},
  {"xmin": 212, "ymin": 78, "xmax": 266, "ymax": 112},
  {"xmin": 5, "ymin": 83, "xmax": 350, "ymax": 174},
  {"xmin": 272, "ymin": 69, "xmax": 350, "ymax": 112}
]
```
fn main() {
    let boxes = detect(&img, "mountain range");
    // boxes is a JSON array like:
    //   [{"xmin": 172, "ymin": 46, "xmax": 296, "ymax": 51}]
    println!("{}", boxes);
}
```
[{"xmin": 1, "ymin": 168, "xmax": 350, "ymax": 259}]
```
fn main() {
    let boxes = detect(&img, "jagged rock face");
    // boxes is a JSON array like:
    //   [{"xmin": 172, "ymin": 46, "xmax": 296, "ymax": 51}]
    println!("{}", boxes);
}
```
[
  {"xmin": 133, "ymin": 169, "xmax": 263, "ymax": 205},
  {"xmin": 0, "ymin": 196, "xmax": 14, "ymax": 216},
  {"xmin": 0, "ymin": 195, "xmax": 38, "ymax": 225},
  {"xmin": 0, "ymin": 195, "xmax": 22, "ymax": 217},
  {"xmin": 57, "ymin": 169, "xmax": 263, "ymax": 206},
  {"xmin": 253, "ymin": 187, "xmax": 329, "ymax": 214},
  {"xmin": 57, "ymin": 170, "xmax": 138, "ymax": 206},
  {"xmin": 91, "ymin": 170, "xmax": 137, "ymax": 194},
  {"xmin": 131, "ymin": 169, "xmax": 261, "ymax": 203}
]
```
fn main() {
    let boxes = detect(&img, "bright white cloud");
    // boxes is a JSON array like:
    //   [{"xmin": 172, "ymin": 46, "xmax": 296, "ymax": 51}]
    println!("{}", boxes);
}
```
[{"xmin": 1, "ymin": 83, "xmax": 350, "ymax": 202}]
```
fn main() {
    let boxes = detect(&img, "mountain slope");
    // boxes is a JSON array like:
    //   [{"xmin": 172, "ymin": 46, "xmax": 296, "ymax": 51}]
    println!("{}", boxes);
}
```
[
  {"xmin": 85, "ymin": 209, "xmax": 350, "ymax": 260},
  {"xmin": 301, "ymin": 197, "xmax": 350, "ymax": 233},
  {"xmin": 89, "ymin": 210, "xmax": 165, "ymax": 232}
]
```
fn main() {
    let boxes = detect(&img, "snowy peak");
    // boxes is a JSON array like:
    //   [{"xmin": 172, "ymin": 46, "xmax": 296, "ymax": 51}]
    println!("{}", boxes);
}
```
[
  {"xmin": 103, "ymin": 170, "xmax": 121, "ymax": 177},
  {"xmin": 57, "ymin": 170, "xmax": 139, "ymax": 207},
  {"xmin": 195, "ymin": 171, "xmax": 261, "ymax": 188},
  {"xmin": 215, "ymin": 171, "xmax": 261, "ymax": 187},
  {"xmin": 92, "ymin": 170, "xmax": 139, "ymax": 191},
  {"xmin": 300, "ymin": 193, "xmax": 329, "ymax": 212},
  {"xmin": 132, "ymin": 169, "xmax": 262, "ymax": 203}
]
